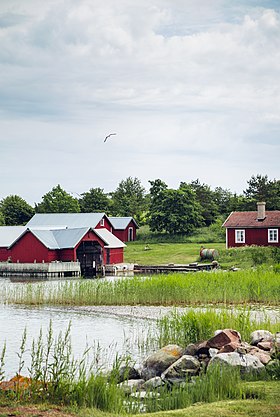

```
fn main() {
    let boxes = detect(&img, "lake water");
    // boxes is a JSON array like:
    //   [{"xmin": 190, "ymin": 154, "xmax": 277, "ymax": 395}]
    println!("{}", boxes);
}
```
[{"xmin": 0, "ymin": 277, "xmax": 279, "ymax": 379}]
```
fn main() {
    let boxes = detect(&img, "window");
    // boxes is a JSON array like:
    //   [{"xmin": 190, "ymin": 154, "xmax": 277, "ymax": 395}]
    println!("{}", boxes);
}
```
[
  {"xmin": 235, "ymin": 229, "xmax": 245, "ymax": 243},
  {"xmin": 100, "ymin": 218, "xmax": 105, "ymax": 227},
  {"xmin": 128, "ymin": 227, "xmax": 133, "ymax": 241},
  {"xmin": 268, "ymin": 229, "xmax": 278, "ymax": 243}
]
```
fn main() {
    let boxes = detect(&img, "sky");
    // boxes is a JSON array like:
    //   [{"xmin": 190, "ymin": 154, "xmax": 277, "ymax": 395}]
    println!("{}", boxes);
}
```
[{"xmin": 0, "ymin": 0, "xmax": 279, "ymax": 205}]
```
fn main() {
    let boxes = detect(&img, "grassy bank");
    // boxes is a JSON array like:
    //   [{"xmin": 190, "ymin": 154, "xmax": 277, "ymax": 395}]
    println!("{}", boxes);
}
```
[
  {"xmin": 4, "ymin": 268, "xmax": 280, "ymax": 306},
  {"xmin": 124, "ymin": 242, "xmax": 280, "ymax": 268}
]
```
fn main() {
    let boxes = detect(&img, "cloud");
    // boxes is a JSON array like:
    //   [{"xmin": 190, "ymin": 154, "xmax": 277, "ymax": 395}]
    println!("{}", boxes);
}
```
[{"xmin": 0, "ymin": 1, "xmax": 279, "ymax": 202}]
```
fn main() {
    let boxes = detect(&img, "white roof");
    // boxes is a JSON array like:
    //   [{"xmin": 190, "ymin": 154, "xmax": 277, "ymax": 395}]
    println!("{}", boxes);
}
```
[
  {"xmin": 26, "ymin": 213, "xmax": 107, "ymax": 229},
  {"xmin": 109, "ymin": 217, "xmax": 138, "ymax": 230},
  {"xmin": 94, "ymin": 228, "xmax": 126, "ymax": 248},
  {"xmin": 0, "ymin": 226, "xmax": 26, "ymax": 247}
]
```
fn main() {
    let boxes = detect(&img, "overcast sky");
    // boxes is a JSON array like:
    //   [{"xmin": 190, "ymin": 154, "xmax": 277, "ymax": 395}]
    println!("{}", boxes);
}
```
[{"xmin": 0, "ymin": 0, "xmax": 279, "ymax": 205}]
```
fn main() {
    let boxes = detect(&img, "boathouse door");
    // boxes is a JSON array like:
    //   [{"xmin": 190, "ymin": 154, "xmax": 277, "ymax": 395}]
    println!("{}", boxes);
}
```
[{"xmin": 76, "ymin": 241, "xmax": 102, "ymax": 277}]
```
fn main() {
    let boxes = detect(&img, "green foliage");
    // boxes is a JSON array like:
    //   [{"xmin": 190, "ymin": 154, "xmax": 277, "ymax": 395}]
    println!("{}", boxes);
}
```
[
  {"xmin": 110, "ymin": 177, "xmax": 147, "ymax": 223},
  {"xmin": 243, "ymin": 174, "xmax": 280, "ymax": 210},
  {"xmin": 0, "ymin": 195, "xmax": 34, "ymax": 225},
  {"xmin": 148, "ymin": 180, "xmax": 203, "ymax": 234},
  {"xmin": 35, "ymin": 185, "xmax": 80, "ymax": 213},
  {"xmin": 188, "ymin": 179, "xmax": 219, "ymax": 226},
  {"xmin": 79, "ymin": 187, "xmax": 110, "ymax": 213}
]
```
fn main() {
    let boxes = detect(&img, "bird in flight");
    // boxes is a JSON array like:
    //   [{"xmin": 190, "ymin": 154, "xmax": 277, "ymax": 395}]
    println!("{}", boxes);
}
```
[{"xmin": 104, "ymin": 133, "xmax": 117, "ymax": 142}]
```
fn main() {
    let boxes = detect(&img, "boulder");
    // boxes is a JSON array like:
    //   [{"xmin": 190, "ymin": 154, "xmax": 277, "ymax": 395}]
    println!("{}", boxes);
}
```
[
  {"xmin": 207, "ymin": 329, "xmax": 241, "ymax": 349},
  {"xmin": 208, "ymin": 352, "xmax": 265, "ymax": 374},
  {"xmin": 116, "ymin": 365, "xmax": 140, "ymax": 383},
  {"xmin": 250, "ymin": 330, "xmax": 273, "ymax": 346},
  {"xmin": 118, "ymin": 379, "xmax": 145, "ymax": 394},
  {"xmin": 161, "ymin": 355, "xmax": 201, "ymax": 379},
  {"xmin": 249, "ymin": 347, "xmax": 272, "ymax": 365},
  {"xmin": 257, "ymin": 341, "xmax": 273, "ymax": 351},
  {"xmin": 143, "ymin": 376, "xmax": 165, "ymax": 390},
  {"xmin": 141, "ymin": 344, "xmax": 183, "ymax": 380},
  {"xmin": 219, "ymin": 341, "xmax": 241, "ymax": 353}
]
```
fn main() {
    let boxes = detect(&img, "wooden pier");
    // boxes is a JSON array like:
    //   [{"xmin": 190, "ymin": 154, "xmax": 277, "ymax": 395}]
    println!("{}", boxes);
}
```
[
  {"xmin": 133, "ymin": 262, "xmax": 218, "ymax": 274},
  {"xmin": 0, "ymin": 261, "xmax": 81, "ymax": 280}
]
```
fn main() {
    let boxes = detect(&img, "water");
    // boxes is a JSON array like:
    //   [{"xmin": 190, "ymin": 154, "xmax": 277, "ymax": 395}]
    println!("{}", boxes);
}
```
[
  {"xmin": 0, "ymin": 301, "xmax": 156, "ymax": 379},
  {"xmin": 0, "ymin": 277, "xmax": 279, "ymax": 380}
]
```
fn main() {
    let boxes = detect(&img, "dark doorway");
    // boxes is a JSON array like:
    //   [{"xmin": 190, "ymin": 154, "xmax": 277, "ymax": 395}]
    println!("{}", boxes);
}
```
[{"xmin": 76, "ymin": 241, "xmax": 102, "ymax": 277}]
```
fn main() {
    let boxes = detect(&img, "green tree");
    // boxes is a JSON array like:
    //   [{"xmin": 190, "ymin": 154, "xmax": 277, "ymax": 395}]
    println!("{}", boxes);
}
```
[
  {"xmin": 35, "ymin": 185, "xmax": 80, "ymax": 213},
  {"xmin": 110, "ymin": 177, "xmax": 147, "ymax": 223},
  {"xmin": 79, "ymin": 188, "xmax": 110, "ymax": 213},
  {"xmin": 244, "ymin": 174, "xmax": 280, "ymax": 210},
  {"xmin": 213, "ymin": 187, "xmax": 235, "ymax": 216},
  {"xmin": 0, "ymin": 195, "xmax": 34, "ymax": 225},
  {"xmin": 188, "ymin": 179, "xmax": 219, "ymax": 226},
  {"xmin": 148, "ymin": 180, "xmax": 203, "ymax": 234}
]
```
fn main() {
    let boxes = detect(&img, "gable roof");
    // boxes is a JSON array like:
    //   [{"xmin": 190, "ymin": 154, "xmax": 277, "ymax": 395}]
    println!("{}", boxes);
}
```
[
  {"xmin": 0, "ymin": 226, "xmax": 26, "ymax": 247},
  {"xmin": 94, "ymin": 228, "xmax": 126, "ymax": 248},
  {"xmin": 8, "ymin": 227, "xmax": 125, "ymax": 250},
  {"xmin": 26, "ymin": 213, "xmax": 110, "ymax": 229},
  {"xmin": 223, "ymin": 211, "xmax": 280, "ymax": 228},
  {"xmin": 109, "ymin": 217, "xmax": 139, "ymax": 230}
]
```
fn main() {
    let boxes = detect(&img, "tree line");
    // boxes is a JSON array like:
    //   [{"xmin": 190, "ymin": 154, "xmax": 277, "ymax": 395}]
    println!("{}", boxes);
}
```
[{"xmin": 0, "ymin": 175, "xmax": 279, "ymax": 235}]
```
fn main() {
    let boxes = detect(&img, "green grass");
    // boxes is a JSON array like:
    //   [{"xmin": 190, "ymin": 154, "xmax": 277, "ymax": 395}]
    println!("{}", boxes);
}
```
[
  {"xmin": 124, "ymin": 242, "xmax": 224, "ymax": 265},
  {"xmin": 125, "ymin": 242, "xmax": 280, "ymax": 269},
  {"xmin": 4, "ymin": 268, "xmax": 280, "ymax": 306}
]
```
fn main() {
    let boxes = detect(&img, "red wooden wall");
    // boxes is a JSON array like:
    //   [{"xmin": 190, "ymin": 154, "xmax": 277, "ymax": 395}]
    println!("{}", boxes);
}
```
[
  {"xmin": 8, "ymin": 232, "xmax": 58, "ymax": 263},
  {"xmin": 227, "ymin": 228, "xmax": 280, "ymax": 248},
  {"xmin": 112, "ymin": 220, "xmax": 137, "ymax": 242}
]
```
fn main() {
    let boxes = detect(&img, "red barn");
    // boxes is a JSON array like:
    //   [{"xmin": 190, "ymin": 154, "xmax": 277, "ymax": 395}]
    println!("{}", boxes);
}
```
[
  {"xmin": 223, "ymin": 202, "xmax": 280, "ymax": 248},
  {"xmin": 109, "ymin": 217, "xmax": 139, "ymax": 242},
  {"xmin": 0, "ymin": 226, "xmax": 125, "ymax": 276}
]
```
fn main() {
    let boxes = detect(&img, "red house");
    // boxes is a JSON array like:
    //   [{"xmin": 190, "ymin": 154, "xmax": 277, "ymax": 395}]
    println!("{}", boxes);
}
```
[
  {"xmin": 223, "ymin": 202, "xmax": 280, "ymax": 248},
  {"xmin": 109, "ymin": 217, "xmax": 139, "ymax": 242}
]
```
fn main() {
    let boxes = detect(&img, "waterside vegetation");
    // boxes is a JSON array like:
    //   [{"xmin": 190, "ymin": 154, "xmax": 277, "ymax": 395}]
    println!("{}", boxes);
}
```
[{"xmin": 3, "ymin": 267, "xmax": 279, "ymax": 307}]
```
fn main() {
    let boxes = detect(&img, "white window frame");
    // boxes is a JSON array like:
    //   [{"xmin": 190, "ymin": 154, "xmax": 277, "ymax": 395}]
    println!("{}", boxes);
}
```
[
  {"xmin": 268, "ymin": 229, "xmax": 278, "ymax": 243},
  {"xmin": 100, "ymin": 218, "xmax": 105, "ymax": 227},
  {"xmin": 235, "ymin": 229, "xmax": 245, "ymax": 243}
]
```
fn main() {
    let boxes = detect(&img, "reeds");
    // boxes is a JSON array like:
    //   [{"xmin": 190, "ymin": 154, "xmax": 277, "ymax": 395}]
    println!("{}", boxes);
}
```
[{"xmin": 3, "ymin": 268, "xmax": 280, "ymax": 306}]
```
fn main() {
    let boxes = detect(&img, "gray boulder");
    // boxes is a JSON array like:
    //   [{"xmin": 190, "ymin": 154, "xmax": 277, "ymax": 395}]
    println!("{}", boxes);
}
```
[
  {"xmin": 250, "ymin": 330, "xmax": 273, "ymax": 346},
  {"xmin": 141, "ymin": 344, "xmax": 183, "ymax": 380},
  {"xmin": 118, "ymin": 379, "xmax": 145, "ymax": 394},
  {"xmin": 208, "ymin": 352, "xmax": 265, "ymax": 374},
  {"xmin": 161, "ymin": 355, "xmax": 201, "ymax": 379}
]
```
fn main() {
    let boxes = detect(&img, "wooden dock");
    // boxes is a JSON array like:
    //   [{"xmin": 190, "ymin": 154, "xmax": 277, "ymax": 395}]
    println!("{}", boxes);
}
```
[
  {"xmin": 0, "ymin": 261, "xmax": 81, "ymax": 280},
  {"xmin": 133, "ymin": 262, "xmax": 218, "ymax": 274}
]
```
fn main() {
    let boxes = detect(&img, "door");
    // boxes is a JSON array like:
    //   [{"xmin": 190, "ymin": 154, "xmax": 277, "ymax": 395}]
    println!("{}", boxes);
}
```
[{"xmin": 76, "ymin": 241, "xmax": 102, "ymax": 277}]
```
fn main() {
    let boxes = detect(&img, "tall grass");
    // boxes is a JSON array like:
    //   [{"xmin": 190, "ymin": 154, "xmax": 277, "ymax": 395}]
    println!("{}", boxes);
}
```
[
  {"xmin": 4, "ymin": 268, "xmax": 280, "ymax": 306},
  {"xmin": 0, "ymin": 315, "xmax": 274, "ymax": 414},
  {"xmin": 157, "ymin": 308, "xmax": 279, "ymax": 347}
]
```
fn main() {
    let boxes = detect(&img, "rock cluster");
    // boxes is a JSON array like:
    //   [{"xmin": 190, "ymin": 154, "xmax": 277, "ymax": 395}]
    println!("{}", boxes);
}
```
[{"xmin": 117, "ymin": 329, "xmax": 279, "ymax": 398}]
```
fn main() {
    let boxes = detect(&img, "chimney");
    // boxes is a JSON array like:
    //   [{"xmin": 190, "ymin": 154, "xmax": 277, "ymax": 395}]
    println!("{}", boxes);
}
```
[{"xmin": 257, "ymin": 202, "xmax": 266, "ymax": 221}]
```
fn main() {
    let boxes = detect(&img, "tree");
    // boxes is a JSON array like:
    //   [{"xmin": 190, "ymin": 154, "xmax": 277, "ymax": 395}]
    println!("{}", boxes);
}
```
[
  {"xmin": 188, "ymin": 179, "xmax": 219, "ymax": 226},
  {"xmin": 0, "ymin": 211, "xmax": 4, "ymax": 226},
  {"xmin": 110, "ymin": 177, "xmax": 147, "ymax": 222},
  {"xmin": 148, "ymin": 180, "xmax": 203, "ymax": 234},
  {"xmin": 213, "ymin": 187, "xmax": 235, "ymax": 216},
  {"xmin": 35, "ymin": 185, "xmax": 80, "ymax": 213},
  {"xmin": 79, "ymin": 188, "xmax": 110, "ymax": 213},
  {"xmin": 0, "ymin": 195, "xmax": 34, "ymax": 225},
  {"xmin": 244, "ymin": 175, "xmax": 280, "ymax": 210}
]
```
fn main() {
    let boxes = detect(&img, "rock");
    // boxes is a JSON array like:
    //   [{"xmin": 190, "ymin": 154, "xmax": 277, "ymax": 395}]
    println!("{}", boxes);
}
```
[
  {"xmin": 250, "ymin": 330, "xmax": 273, "ymax": 346},
  {"xmin": 161, "ymin": 355, "xmax": 201, "ymax": 379},
  {"xmin": 208, "ymin": 352, "xmax": 265, "ymax": 374},
  {"xmin": 209, "ymin": 348, "xmax": 219, "ymax": 358},
  {"xmin": 118, "ymin": 379, "xmax": 145, "ymax": 394},
  {"xmin": 143, "ymin": 376, "xmax": 165, "ymax": 390},
  {"xmin": 257, "ymin": 341, "xmax": 273, "ymax": 351},
  {"xmin": 184, "ymin": 343, "xmax": 199, "ymax": 356},
  {"xmin": 116, "ymin": 365, "xmax": 140, "ymax": 383},
  {"xmin": 219, "ymin": 341, "xmax": 241, "ymax": 353},
  {"xmin": 207, "ymin": 329, "xmax": 241, "ymax": 349},
  {"xmin": 141, "ymin": 344, "xmax": 183, "ymax": 380},
  {"xmin": 249, "ymin": 347, "xmax": 272, "ymax": 365}
]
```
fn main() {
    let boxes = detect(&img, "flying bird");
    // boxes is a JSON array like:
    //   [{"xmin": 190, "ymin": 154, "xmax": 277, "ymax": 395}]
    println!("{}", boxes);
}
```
[{"xmin": 104, "ymin": 133, "xmax": 117, "ymax": 142}]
